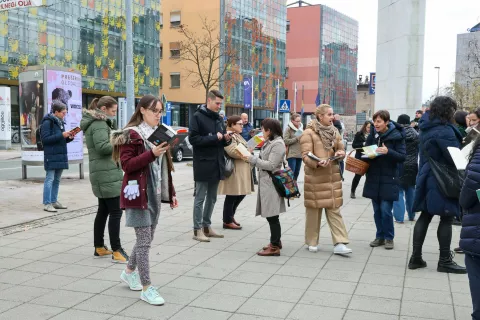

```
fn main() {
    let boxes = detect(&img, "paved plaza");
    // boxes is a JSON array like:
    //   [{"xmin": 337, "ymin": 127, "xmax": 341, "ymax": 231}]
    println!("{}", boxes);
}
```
[{"xmin": 0, "ymin": 168, "xmax": 472, "ymax": 320}]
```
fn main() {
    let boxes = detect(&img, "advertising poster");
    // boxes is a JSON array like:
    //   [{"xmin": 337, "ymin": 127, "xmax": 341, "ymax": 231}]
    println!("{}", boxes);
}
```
[
  {"xmin": 243, "ymin": 76, "xmax": 253, "ymax": 109},
  {"xmin": 0, "ymin": 0, "xmax": 42, "ymax": 11},
  {"xmin": 369, "ymin": 72, "xmax": 376, "ymax": 95},
  {"xmin": 0, "ymin": 87, "xmax": 11, "ymax": 142}
]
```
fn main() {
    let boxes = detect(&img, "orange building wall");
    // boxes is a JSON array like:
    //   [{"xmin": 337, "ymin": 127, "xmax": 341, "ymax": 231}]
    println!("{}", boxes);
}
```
[{"xmin": 286, "ymin": 5, "xmax": 321, "ymax": 113}]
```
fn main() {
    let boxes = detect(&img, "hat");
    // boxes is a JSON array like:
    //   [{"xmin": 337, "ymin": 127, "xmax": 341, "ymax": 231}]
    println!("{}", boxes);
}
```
[{"xmin": 397, "ymin": 114, "xmax": 410, "ymax": 125}]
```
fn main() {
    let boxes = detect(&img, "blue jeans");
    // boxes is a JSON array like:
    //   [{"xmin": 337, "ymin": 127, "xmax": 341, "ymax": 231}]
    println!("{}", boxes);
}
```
[
  {"xmin": 287, "ymin": 158, "xmax": 302, "ymax": 180},
  {"xmin": 466, "ymin": 254, "xmax": 480, "ymax": 320},
  {"xmin": 393, "ymin": 186, "xmax": 415, "ymax": 222},
  {"xmin": 372, "ymin": 200, "xmax": 394, "ymax": 240},
  {"xmin": 43, "ymin": 169, "xmax": 63, "ymax": 205}
]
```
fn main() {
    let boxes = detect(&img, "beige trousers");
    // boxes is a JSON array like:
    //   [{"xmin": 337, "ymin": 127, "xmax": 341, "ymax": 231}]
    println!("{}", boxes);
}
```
[{"xmin": 305, "ymin": 207, "xmax": 349, "ymax": 246}]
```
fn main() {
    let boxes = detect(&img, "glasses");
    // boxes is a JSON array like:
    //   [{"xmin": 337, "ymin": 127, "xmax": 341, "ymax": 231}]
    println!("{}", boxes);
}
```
[
  {"xmin": 148, "ymin": 108, "xmax": 163, "ymax": 116},
  {"xmin": 235, "ymin": 122, "xmax": 243, "ymax": 126}
]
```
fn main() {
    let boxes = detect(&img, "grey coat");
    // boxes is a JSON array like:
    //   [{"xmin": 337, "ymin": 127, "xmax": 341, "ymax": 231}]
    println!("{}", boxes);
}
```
[{"xmin": 249, "ymin": 136, "xmax": 286, "ymax": 218}]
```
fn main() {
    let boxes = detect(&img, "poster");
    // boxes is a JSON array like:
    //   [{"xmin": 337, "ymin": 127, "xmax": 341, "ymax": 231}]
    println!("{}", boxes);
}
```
[
  {"xmin": 0, "ymin": 0, "xmax": 42, "ymax": 11},
  {"xmin": 0, "ymin": 87, "xmax": 11, "ymax": 142},
  {"xmin": 243, "ymin": 76, "xmax": 252, "ymax": 109}
]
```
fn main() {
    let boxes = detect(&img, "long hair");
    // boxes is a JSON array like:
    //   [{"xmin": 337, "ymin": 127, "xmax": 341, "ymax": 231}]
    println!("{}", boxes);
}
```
[
  {"xmin": 360, "ymin": 120, "xmax": 370, "ymax": 134},
  {"xmin": 429, "ymin": 96, "xmax": 457, "ymax": 124},
  {"xmin": 89, "ymin": 96, "xmax": 117, "ymax": 110},
  {"xmin": 124, "ymin": 95, "xmax": 161, "ymax": 128}
]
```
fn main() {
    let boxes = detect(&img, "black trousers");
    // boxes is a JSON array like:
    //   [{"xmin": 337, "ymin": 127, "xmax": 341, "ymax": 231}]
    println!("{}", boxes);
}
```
[
  {"xmin": 94, "ymin": 196, "xmax": 123, "ymax": 251},
  {"xmin": 266, "ymin": 215, "xmax": 281, "ymax": 247},
  {"xmin": 223, "ymin": 195, "xmax": 246, "ymax": 224},
  {"xmin": 466, "ymin": 253, "xmax": 480, "ymax": 320},
  {"xmin": 412, "ymin": 211, "xmax": 453, "ymax": 258},
  {"xmin": 351, "ymin": 174, "xmax": 362, "ymax": 193}
]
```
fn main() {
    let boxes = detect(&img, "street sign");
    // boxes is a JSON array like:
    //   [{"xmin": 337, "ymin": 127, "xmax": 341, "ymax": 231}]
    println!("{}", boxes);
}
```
[
  {"xmin": 163, "ymin": 101, "xmax": 172, "ymax": 126},
  {"xmin": 279, "ymin": 99, "xmax": 291, "ymax": 113}
]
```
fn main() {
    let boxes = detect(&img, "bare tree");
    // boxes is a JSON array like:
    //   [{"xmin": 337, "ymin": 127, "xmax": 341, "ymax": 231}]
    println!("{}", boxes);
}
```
[
  {"xmin": 454, "ymin": 36, "xmax": 480, "ymax": 110},
  {"xmin": 177, "ymin": 16, "xmax": 237, "ymax": 101}
]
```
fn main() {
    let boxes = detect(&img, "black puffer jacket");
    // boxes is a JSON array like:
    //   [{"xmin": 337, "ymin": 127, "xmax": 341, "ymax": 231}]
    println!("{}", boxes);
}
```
[{"xmin": 398, "ymin": 126, "xmax": 419, "ymax": 188}]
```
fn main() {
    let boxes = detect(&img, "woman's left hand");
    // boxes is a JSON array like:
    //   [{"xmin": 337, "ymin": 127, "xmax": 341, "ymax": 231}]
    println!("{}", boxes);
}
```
[
  {"xmin": 376, "ymin": 143, "xmax": 389, "ymax": 154},
  {"xmin": 170, "ymin": 197, "xmax": 178, "ymax": 209},
  {"xmin": 335, "ymin": 150, "xmax": 346, "ymax": 158}
]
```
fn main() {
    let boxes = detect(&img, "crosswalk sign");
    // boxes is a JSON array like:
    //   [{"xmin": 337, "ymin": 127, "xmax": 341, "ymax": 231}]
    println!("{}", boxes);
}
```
[{"xmin": 279, "ymin": 99, "xmax": 291, "ymax": 113}]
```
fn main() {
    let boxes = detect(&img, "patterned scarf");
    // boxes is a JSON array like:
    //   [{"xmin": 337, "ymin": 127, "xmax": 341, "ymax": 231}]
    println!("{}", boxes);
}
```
[{"xmin": 307, "ymin": 118, "xmax": 336, "ymax": 151}]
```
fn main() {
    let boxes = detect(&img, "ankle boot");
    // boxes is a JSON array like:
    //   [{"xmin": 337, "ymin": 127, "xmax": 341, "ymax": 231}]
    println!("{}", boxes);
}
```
[
  {"xmin": 257, "ymin": 246, "xmax": 280, "ymax": 256},
  {"xmin": 203, "ymin": 226, "xmax": 224, "ymax": 238},
  {"xmin": 408, "ymin": 256, "xmax": 427, "ymax": 269},
  {"xmin": 437, "ymin": 251, "xmax": 467, "ymax": 274}
]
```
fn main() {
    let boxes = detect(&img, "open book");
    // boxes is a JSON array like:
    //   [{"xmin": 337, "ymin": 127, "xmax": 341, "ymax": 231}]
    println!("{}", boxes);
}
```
[
  {"xmin": 235, "ymin": 144, "xmax": 251, "ymax": 157},
  {"xmin": 247, "ymin": 133, "xmax": 264, "ymax": 149},
  {"xmin": 147, "ymin": 123, "xmax": 179, "ymax": 147},
  {"xmin": 361, "ymin": 145, "xmax": 382, "ymax": 159},
  {"xmin": 447, "ymin": 141, "xmax": 474, "ymax": 170}
]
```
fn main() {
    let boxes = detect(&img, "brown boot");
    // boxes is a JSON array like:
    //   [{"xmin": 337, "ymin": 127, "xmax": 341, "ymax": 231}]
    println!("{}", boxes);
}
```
[
  {"xmin": 232, "ymin": 218, "xmax": 241, "ymax": 226},
  {"xmin": 262, "ymin": 241, "xmax": 282, "ymax": 250},
  {"xmin": 223, "ymin": 222, "xmax": 242, "ymax": 230},
  {"xmin": 193, "ymin": 229, "xmax": 210, "ymax": 242},
  {"xmin": 257, "ymin": 246, "xmax": 280, "ymax": 256},
  {"xmin": 204, "ymin": 226, "xmax": 224, "ymax": 238}
]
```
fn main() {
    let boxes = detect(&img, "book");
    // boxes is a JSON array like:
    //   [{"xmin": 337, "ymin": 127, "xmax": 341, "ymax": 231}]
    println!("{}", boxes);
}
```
[
  {"xmin": 307, "ymin": 152, "xmax": 342, "ymax": 162},
  {"xmin": 247, "ymin": 133, "xmax": 264, "ymax": 149},
  {"xmin": 447, "ymin": 141, "xmax": 474, "ymax": 170},
  {"xmin": 147, "ymin": 123, "xmax": 179, "ymax": 147},
  {"xmin": 235, "ymin": 144, "xmax": 251, "ymax": 157},
  {"xmin": 477, "ymin": 189, "xmax": 480, "ymax": 202},
  {"xmin": 361, "ymin": 145, "xmax": 381, "ymax": 159}
]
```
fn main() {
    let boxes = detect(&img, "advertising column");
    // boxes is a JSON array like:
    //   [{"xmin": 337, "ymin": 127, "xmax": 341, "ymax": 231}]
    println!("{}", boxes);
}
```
[{"xmin": 0, "ymin": 87, "xmax": 11, "ymax": 150}]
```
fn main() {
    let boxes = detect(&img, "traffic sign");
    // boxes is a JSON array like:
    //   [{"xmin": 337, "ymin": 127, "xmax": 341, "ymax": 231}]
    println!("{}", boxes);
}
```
[{"xmin": 279, "ymin": 99, "xmax": 291, "ymax": 113}]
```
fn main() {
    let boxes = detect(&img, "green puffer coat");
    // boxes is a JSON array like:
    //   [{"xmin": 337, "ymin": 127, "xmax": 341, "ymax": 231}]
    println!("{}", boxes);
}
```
[{"xmin": 80, "ymin": 109, "xmax": 123, "ymax": 199}]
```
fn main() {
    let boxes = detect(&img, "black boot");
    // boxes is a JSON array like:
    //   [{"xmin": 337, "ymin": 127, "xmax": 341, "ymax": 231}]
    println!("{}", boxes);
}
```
[
  {"xmin": 437, "ymin": 251, "xmax": 467, "ymax": 274},
  {"xmin": 408, "ymin": 256, "xmax": 427, "ymax": 269},
  {"xmin": 350, "ymin": 192, "xmax": 356, "ymax": 199}
]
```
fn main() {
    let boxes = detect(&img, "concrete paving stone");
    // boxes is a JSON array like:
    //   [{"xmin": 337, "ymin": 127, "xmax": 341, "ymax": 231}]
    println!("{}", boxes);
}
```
[
  {"xmin": 2, "ymin": 231, "xmax": 43, "ymax": 240},
  {"xmin": 404, "ymin": 276, "xmax": 450, "ymax": 292},
  {"xmin": 0, "ymin": 284, "xmax": 53, "ymax": 303},
  {"xmin": 229, "ymin": 314, "xmax": 284, "ymax": 320},
  {"xmin": 363, "ymin": 263, "xmax": 406, "ymax": 276},
  {"xmin": 73, "ymin": 294, "xmax": 138, "ymax": 315},
  {"xmin": 153, "ymin": 244, "xmax": 188, "ymax": 254},
  {"xmin": 0, "ymin": 247, "xmax": 27, "ymax": 257},
  {"xmin": 31, "ymin": 289, "xmax": 94, "ymax": 308},
  {"xmin": 108, "ymin": 316, "xmax": 145, "ymax": 320},
  {"xmin": 28, "ymin": 274, "xmax": 81, "ymax": 289},
  {"xmin": 0, "ymin": 269, "xmax": 42, "ymax": 285},
  {"xmin": 163, "ymin": 253, "xmax": 210, "ymax": 266},
  {"xmin": 64, "ymin": 278, "xmax": 119, "ymax": 294},
  {"xmin": 0, "ymin": 238, "xmax": 21, "ymax": 246},
  {"xmin": 455, "ymin": 306, "xmax": 473, "ymax": 320},
  {"xmin": 299, "ymin": 290, "xmax": 352, "ymax": 308},
  {"xmin": 367, "ymin": 255, "xmax": 407, "ymax": 267},
  {"xmin": 190, "ymin": 292, "xmax": 247, "ymax": 312},
  {"xmin": 165, "ymin": 275, "xmax": 219, "ymax": 291},
  {"xmin": 309, "ymin": 279, "xmax": 357, "ymax": 294},
  {"xmin": 402, "ymin": 287, "xmax": 453, "ymax": 304},
  {"xmin": 0, "ymin": 257, "xmax": 34, "ymax": 269},
  {"xmin": 359, "ymin": 273, "xmax": 405, "ymax": 287},
  {"xmin": 237, "ymin": 262, "xmax": 282, "ymax": 274},
  {"xmin": 370, "ymin": 247, "xmax": 408, "ymax": 258},
  {"xmin": 0, "ymin": 300, "xmax": 22, "ymax": 313},
  {"xmin": 185, "ymin": 266, "xmax": 232, "ymax": 280},
  {"xmin": 100, "ymin": 284, "xmax": 142, "ymax": 299},
  {"xmin": 16, "ymin": 260, "xmax": 68, "ymax": 274},
  {"xmin": 155, "ymin": 286, "xmax": 203, "ymax": 305},
  {"xmin": 284, "ymin": 257, "xmax": 327, "ymax": 268},
  {"xmin": 52, "ymin": 264, "xmax": 104, "ymax": 278},
  {"xmin": 30, "ymin": 234, "xmax": 70, "ymax": 243},
  {"xmin": 247, "ymin": 254, "xmax": 290, "ymax": 265},
  {"xmin": 49, "ymin": 309, "xmax": 112, "ymax": 320},
  {"xmin": 11, "ymin": 249, "xmax": 60, "ymax": 261},
  {"xmin": 237, "ymin": 298, "xmax": 295, "ymax": 318},
  {"xmin": 450, "ymin": 279, "xmax": 471, "ymax": 293},
  {"xmin": 55, "ymin": 236, "xmax": 91, "ymax": 246},
  {"xmin": 168, "ymin": 306, "xmax": 232, "ymax": 320},
  {"xmin": 449, "ymin": 272, "xmax": 469, "ymax": 283},
  {"xmin": 317, "ymin": 269, "xmax": 362, "ymax": 283},
  {"xmin": 275, "ymin": 265, "xmax": 320, "ymax": 278},
  {"xmin": 41, "ymin": 252, "xmax": 90, "ymax": 264},
  {"xmin": 208, "ymin": 281, "xmax": 261, "ymax": 298},
  {"xmin": 452, "ymin": 292, "xmax": 473, "ymax": 308},
  {"xmin": 119, "ymin": 301, "xmax": 184, "ymax": 320},
  {"xmin": 0, "ymin": 303, "xmax": 65, "ymax": 320},
  {"xmin": 400, "ymin": 300, "xmax": 455, "ymax": 320},
  {"xmin": 265, "ymin": 275, "xmax": 312, "ymax": 290},
  {"xmin": 286, "ymin": 304, "xmax": 345, "ymax": 320},
  {"xmin": 293, "ymin": 248, "xmax": 332, "ymax": 259},
  {"xmin": 148, "ymin": 272, "xmax": 180, "ymax": 287},
  {"xmin": 348, "ymin": 295, "xmax": 400, "ymax": 315},
  {"xmin": 224, "ymin": 270, "xmax": 271, "ymax": 285},
  {"xmin": 149, "ymin": 262, "xmax": 195, "ymax": 275},
  {"xmin": 253, "ymin": 285, "xmax": 305, "ymax": 303},
  {"xmin": 86, "ymin": 267, "xmax": 127, "ymax": 281},
  {"xmin": 354, "ymin": 283, "xmax": 403, "ymax": 300},
  {"xmin": 343, "ymin": 310, "xmax": 398, "ymax": 320},
  {"xmin": 0, "ymin": 282, "xmax": 12, "ymax": 291},
  {"xmin": 323, "ymin": 260, "xmax": 366, "ymax": 272}
]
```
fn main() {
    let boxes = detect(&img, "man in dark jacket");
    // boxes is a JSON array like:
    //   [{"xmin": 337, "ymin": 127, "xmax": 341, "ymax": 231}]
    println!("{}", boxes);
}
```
[
  {"xmin": 189, "ymin": 90, "xmax": 232, "ymax": 242},
  {"xmin": 41, "ymin": 100, "xmax": 73, "ymax": 212},
  {"xmin": 363, "ymin": 110, "xmax": 406, "ymax": 250}
]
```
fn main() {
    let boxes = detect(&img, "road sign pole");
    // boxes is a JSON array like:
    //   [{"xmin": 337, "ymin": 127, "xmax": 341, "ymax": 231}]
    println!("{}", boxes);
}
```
[{"xmin": 251, "ymin": 76, "xmax": 254, "ymax": 128}]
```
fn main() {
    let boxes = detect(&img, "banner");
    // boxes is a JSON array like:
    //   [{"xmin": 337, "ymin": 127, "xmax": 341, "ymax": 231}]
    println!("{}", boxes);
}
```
[
  {"xmin": 0, "ymin": 0, "xmax": 42, "ymax": 11},
  {"xmin": 369, "ymin": 72, "xmax": 376, "ymax": 95},
  {"xmin": 243, "ymin": 76, "xmax": 253, "ymax": 109},
  {"xmin": 0, "ymin": 87, "xmax": 11, "ymax": 142}
]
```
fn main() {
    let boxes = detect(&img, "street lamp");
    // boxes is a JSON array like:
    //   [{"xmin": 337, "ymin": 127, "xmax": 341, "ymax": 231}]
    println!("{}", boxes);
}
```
[{"xmin": 435, "ymin": 66, "xmax": 440, "ymax": 96}]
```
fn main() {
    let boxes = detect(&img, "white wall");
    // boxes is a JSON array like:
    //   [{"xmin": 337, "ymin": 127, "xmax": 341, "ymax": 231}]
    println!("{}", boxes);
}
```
[{"xmin": 375, "ymin": 0, "xmax": 426, "ymax": 122}]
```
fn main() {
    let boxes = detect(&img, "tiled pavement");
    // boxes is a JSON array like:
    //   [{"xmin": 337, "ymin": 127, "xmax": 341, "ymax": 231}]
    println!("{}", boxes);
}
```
[{"xmin": 0, "ymin": 170, "xmax": 472, "ymax": 320}]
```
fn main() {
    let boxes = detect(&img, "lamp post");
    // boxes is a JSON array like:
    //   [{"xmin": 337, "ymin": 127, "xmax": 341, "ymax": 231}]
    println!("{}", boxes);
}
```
[{"xmin": 435, "ymin": 66, "xmax": 440, "ymax": 96}]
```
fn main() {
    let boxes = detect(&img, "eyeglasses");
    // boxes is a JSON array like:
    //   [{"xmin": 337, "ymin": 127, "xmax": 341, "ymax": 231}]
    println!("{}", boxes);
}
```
[
  {"xmin": 148, "ymin": 108, "xmax": 163, "ymax": 116},
  {"xmin": 235, "ymin": 122, "xmax": 243, "ymax": 126}
]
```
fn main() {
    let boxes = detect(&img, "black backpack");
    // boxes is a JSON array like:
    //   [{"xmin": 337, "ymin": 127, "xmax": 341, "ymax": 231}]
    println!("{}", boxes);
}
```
[{"xmin": 36, "ymin": 119, "xmax": 54, "ymax": 151}]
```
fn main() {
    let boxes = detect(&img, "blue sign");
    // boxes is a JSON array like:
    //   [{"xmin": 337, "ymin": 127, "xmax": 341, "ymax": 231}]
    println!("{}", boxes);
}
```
[
  {"xmin": 279, "ymin": 99, "xmax": 291, "ymax": 113},
  {"xmin": 369, "ymin": 72, "xmax": 376, "ymax": 95},
  {"xmin": 163, "ymin": 102, "xmax": 172, "ymax": 125},
  {"xmin": 243, "ymin": 75, "xmax": 253, "ymax": 109}
]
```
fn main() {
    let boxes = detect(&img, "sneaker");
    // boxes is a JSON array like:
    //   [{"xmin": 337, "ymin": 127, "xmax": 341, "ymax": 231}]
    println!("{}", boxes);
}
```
[
  {"xmin": 141, "ymin": 286, "xmax": 165, "ymax": 305},
  {"xmin": 112, "ymin": 248, "xmax": 129, "ymax": 263},
  {"xmin": 94, "ymin": 246, "xmax": 113, "ymax": 257},
  {"xmin": 120, "ymin": 270, "xmax": 142, "ymax": 291},
  {"xmin": 52, "ymin": 202, "xmax": 67, "ymax": 209},
  {"xmin": 308, "ymin": 246, "xmax": 318, "ymax": 252},
  {"xmin": 43, "ymin": 204, "xmax": 57, "ymax": 212},
  {"xmin": 369, "ymin": 238, "xmax": 385, "ymax": 247},
  {"xmin": 334, "ymin": 243, "xmax": 352, "ymax": 255},
  {"xmin": 385, "ymin": 240, "xmax": 394, "ymax": 250}
]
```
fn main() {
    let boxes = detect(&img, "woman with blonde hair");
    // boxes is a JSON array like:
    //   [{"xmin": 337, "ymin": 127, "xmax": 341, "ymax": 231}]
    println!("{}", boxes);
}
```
[{"xmin": 300, "ymin": 104, "xmax": 352, "ymax": 254}]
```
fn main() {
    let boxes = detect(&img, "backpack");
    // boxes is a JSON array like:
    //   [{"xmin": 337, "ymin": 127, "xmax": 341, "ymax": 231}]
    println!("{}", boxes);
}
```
[
  {"xmin": 36, "ymin": 119, "xmax": 54, "ymax": 151},
  {"xmin": 267, "ymin": 166, "xmax": 301, "ymax": 207}
]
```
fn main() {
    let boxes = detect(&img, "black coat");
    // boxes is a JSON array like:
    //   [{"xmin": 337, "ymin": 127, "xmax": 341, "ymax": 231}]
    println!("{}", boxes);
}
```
[
  {"xmin": 352, "ymin": 131, "xmax": 367, "ymax": 160},
  {"xmin": 40, "ymin": 114, "xmax": 72, "ymax": 171},
  {"xmin": 189, "ymin": 105, "xmax": 230, "ymax": 182},
  {"xmin": 362, "ymin": 122, "xmax": 406, "ymax": 202},
  {"xmin": 398, "ymin": 126, "xmax": 419, "ymax": 188}
]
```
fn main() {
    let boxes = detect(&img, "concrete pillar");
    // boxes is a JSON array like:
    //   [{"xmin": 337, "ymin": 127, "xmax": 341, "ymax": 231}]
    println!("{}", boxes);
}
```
[{"xmin": 375, "ymin": 0, "xmax": 426, "ymax": 122}]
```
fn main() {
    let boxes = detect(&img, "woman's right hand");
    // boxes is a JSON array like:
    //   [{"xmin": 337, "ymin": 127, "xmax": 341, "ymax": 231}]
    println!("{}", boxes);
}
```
[
  {"xmin": 152, "ymin": 142, "xmax": 169, "ymax": 157},
  {"xmin": 317, "ymin": 160, "xmax": 330, "ymax": 167}
]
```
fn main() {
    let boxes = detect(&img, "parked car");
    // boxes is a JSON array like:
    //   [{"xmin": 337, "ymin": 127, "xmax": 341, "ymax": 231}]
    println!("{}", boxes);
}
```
[{"xmin": 171, "ymin": 126, "xmax": 193, "ymax": 162}]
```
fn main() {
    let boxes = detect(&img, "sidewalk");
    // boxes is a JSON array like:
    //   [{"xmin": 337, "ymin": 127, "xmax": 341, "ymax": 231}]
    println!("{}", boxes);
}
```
[
  {"xmin": 0, "ymin": 169, "xmax": 472, "ymax": 320},
  {"xmin": 0, "ymin": 144, "xmax": 89, "ymax": 160}
]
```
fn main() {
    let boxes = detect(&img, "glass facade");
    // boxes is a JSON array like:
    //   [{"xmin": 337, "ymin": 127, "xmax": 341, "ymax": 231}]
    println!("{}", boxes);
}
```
[
  {"xmin": 319, "ymin": 5, "xmax": 358, "ymax": 115},
  {"xmin": 221, "ymin": 0, "xmax": 286, "ymax": 112},
  {"xmin": 0, "ymin": 0, "xmax": 161, "ymax": 97}
]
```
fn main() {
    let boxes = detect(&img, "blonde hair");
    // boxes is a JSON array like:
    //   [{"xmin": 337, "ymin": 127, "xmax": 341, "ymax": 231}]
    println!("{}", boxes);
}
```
[{"xmin": 315, "ymin": 104, "xmax": 332, "ymax": 118}]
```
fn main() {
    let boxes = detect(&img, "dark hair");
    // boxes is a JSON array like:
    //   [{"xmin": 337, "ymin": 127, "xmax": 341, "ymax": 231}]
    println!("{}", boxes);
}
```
[
  {"xmin": 416, "ymin": 110, "xmax": 423, "ymax": 115},
  {"xmin": 89, "ymin": 96, "xmax": 117, "ymax": 110},
  {"xmin": 397, "ymin": 114, "xmax": 411, "ymax": 125},
  {"xmin": 373, "ymin": 110, "xmax": 390, "ymax": 122},
  {"xmin": 290, "ymin": 113, "xmax": 300, "ymax": 121},
  {"xmin": 227, "ymin": 115, "xmax": 242, "ymax": 128},
  {"xmin": 454, "ymin": 110, "xmax": 469, "ymax": 127},
  {"xmin": 51, "ymin": 100, "xmax": 67, "ymax": 113},
  {"xmin": 207, "ymin": 90, "xmax": 224, "ymax": 101},
  {"xmin": 261, "ymin": 118, "xmax": 283, "ymax": 140},
  {"xmin": 429, "ymin": 96, "xmax": 457, "ymax": 123},
  {"xmin": 360, "ymin": 120, "xmax": 370, "ymax": 134},
  {"xmin": 333, "ymin": 120, "xmax": 342, "ymax": 131},
  {"xmin": 470, "ymin": 107, "xmax": 480, "ymax": 119},
  {"xmin": 125, "ymin": 94, "xmax": 161, "ymax": 128}
]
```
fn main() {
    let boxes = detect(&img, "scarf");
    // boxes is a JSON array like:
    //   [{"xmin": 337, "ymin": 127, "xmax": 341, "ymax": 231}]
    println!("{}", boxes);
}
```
[{"xmin": 307, "ymin": 119, "xmax": 336, "ymax": 151}]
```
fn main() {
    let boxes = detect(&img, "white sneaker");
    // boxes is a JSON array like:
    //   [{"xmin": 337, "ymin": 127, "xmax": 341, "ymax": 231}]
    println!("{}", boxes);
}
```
[
  {"xmin": 308, "ymin": 246, "xmax": 318, "ymax": 252},
  {"xmin": 120, "ymin": 270, "xmax": 142, "ymax": 291},
  {"xmin": 141, "ymin": 286, "xmax": 165, "ymax": 305},
  {"xmin": 334, "ymin": 243, "xmax": 353, "ymax": 255},
  {"xmin": 44, "ymin": 204, "xmax": 57, "ymax": 212}
]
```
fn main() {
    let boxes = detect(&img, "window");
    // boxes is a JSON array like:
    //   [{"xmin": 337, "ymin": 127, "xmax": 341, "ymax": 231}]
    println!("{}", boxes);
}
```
[
  {"xmin": 170, "ymin": 42, "xmax": 180, "ymax": 58},
  {"xmin": 160, "ymin": 73, "xmax": 163, "ymax": 88},
  {"xmin": 286, "ymin": 20, "xmax": 290, "ymax": 32},
  {"xmin": 170, "ymin": 73, "xmax": 180, "ymax": 88},
  {"xmin": 160, "ymin": 44, "xmax": 163, "ymax": 59},
  {"xmin": 170, "ymin": 12, "xmax": 181, "ymax": 28},
  {"xmin": 160, "ymin": 14, "xmax": 163, "ymax": 29}
]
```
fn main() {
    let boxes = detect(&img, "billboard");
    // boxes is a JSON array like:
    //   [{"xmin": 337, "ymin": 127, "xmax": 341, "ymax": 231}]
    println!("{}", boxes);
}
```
[
  {"xmin": 243, "ymin": 76, "xmax": 253, "ymax": 109},
  {"xmin": 0, "ymin": 87, "xmax": 11, "ymax": 142},
  {"xmin": 369, "ymin": 72, "xmax": 376, "ymax": 95},
  {"xmin": 0, "ymin": 0, "xmax": 42, "ymax": 11}
]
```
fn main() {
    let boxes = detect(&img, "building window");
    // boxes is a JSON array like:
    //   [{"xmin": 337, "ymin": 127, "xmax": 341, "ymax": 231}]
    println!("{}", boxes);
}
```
[
  {"xmin": 160, "ymin": 44, "xmax": 163, "ymax": 59},
  {"xmin": 160, "ymin": 74, "xmax": 163, "ymax": 88},
  {"xmin": 170, "ymin": 73, "xmax": 180, "ymax": 88},
  {"xmin": 170, "ymin": 12, "xmax": 181, "ymax": 28},
  {"xmin": 286, "ymin": 20, "xmax": 290, "ymax": 32},
  {"xmin": 160, "ymin": 14, "xmax": 163, "ymax": 29},
  {"xmin": 170, "ymin": 42, "xmax": 180, "ymax": 58}
]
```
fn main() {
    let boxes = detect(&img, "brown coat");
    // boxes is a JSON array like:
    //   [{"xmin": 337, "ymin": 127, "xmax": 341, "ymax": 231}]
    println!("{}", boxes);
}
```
[
  {"xmin": 300, "ymin": 126, "xmax": 344, "ymax": 209},
  {"xmin": 284, "ymin": 124, "xmax": 302, "ymax": 159},
  {"xmin": 218, "ymin": 133, "xmax": 254, "ymax": 195}
]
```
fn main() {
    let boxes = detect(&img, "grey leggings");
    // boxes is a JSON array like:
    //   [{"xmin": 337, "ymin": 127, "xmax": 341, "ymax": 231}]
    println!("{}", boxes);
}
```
[{"xmin": 127, "ymin": 225, "xmax": 156, "ymax": 286}]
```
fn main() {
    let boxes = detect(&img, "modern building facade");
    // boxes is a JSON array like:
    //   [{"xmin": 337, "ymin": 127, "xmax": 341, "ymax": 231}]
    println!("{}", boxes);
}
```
[
  {"xmin": 286, "ymin": 4, "xmax": 358, "ymax": 117},
  {"xmin": 0, "ymin": 0, "xmax": 161, "ymax": 137},
  {"xmin": 455, "ymin": 26, "xmax": 480, "ymax": 110}
]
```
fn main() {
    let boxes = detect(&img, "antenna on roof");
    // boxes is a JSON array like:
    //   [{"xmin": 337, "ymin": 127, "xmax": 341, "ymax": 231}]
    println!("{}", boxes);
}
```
[{"xmin": 287, "ymin": 0, "xmax": 313, "ymax": 7}]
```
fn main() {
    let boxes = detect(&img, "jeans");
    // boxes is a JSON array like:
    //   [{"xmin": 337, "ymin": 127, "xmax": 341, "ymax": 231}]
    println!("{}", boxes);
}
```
[
  {"xmin": 393, "ymin": 186, "xmax": 416, "ymax": 222},
  {"xmin": 351, "ymin": 174, "xmax": 362, "ymax": 194},
  {"xmin": 193, "ymin": 180, "xmax": 220, "ymax": 229},
  {"xmin": 339, "ymin": 161, "xmax": 344, "ymax": 180},
  {"xmin": 94, "ymin": 197, "xmax": 123, "ymax": 251},
  {"xmin": 223, "ymin": 195, "xmax": 246, "ymax": 224},
  {"xmin": 466, "ymin": 254, "xmax": 480, "ymax": 320},
  {"xmin": 372, "ymin": 200, "xmax": 394, "ymax": 240},
  {"xmin": 43, "ymin": 169, "xmax": 63, "ymax": 205},
  {"xmin": 287, "ymin": 158, "xmax": 303, "ymax": 180},
  {"xmin": 412, "ymin": 211, "xmax": 453, "ymax": 258},
  {"xmin": 266, "ymin": 215, "xmax": 281, "ymax": 247}
]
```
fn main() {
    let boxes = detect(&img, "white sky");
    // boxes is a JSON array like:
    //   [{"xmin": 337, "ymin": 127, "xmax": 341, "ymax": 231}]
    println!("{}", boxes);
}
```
[{"xmin": 287, "ymin": 0, "xmax": 480, "ymax": 101}]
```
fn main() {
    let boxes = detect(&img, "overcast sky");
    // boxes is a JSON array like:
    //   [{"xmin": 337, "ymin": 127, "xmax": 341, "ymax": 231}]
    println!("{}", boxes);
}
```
[{"xmin": 287, "ymin": 0, "xmax": 480, "ymax": 101}]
